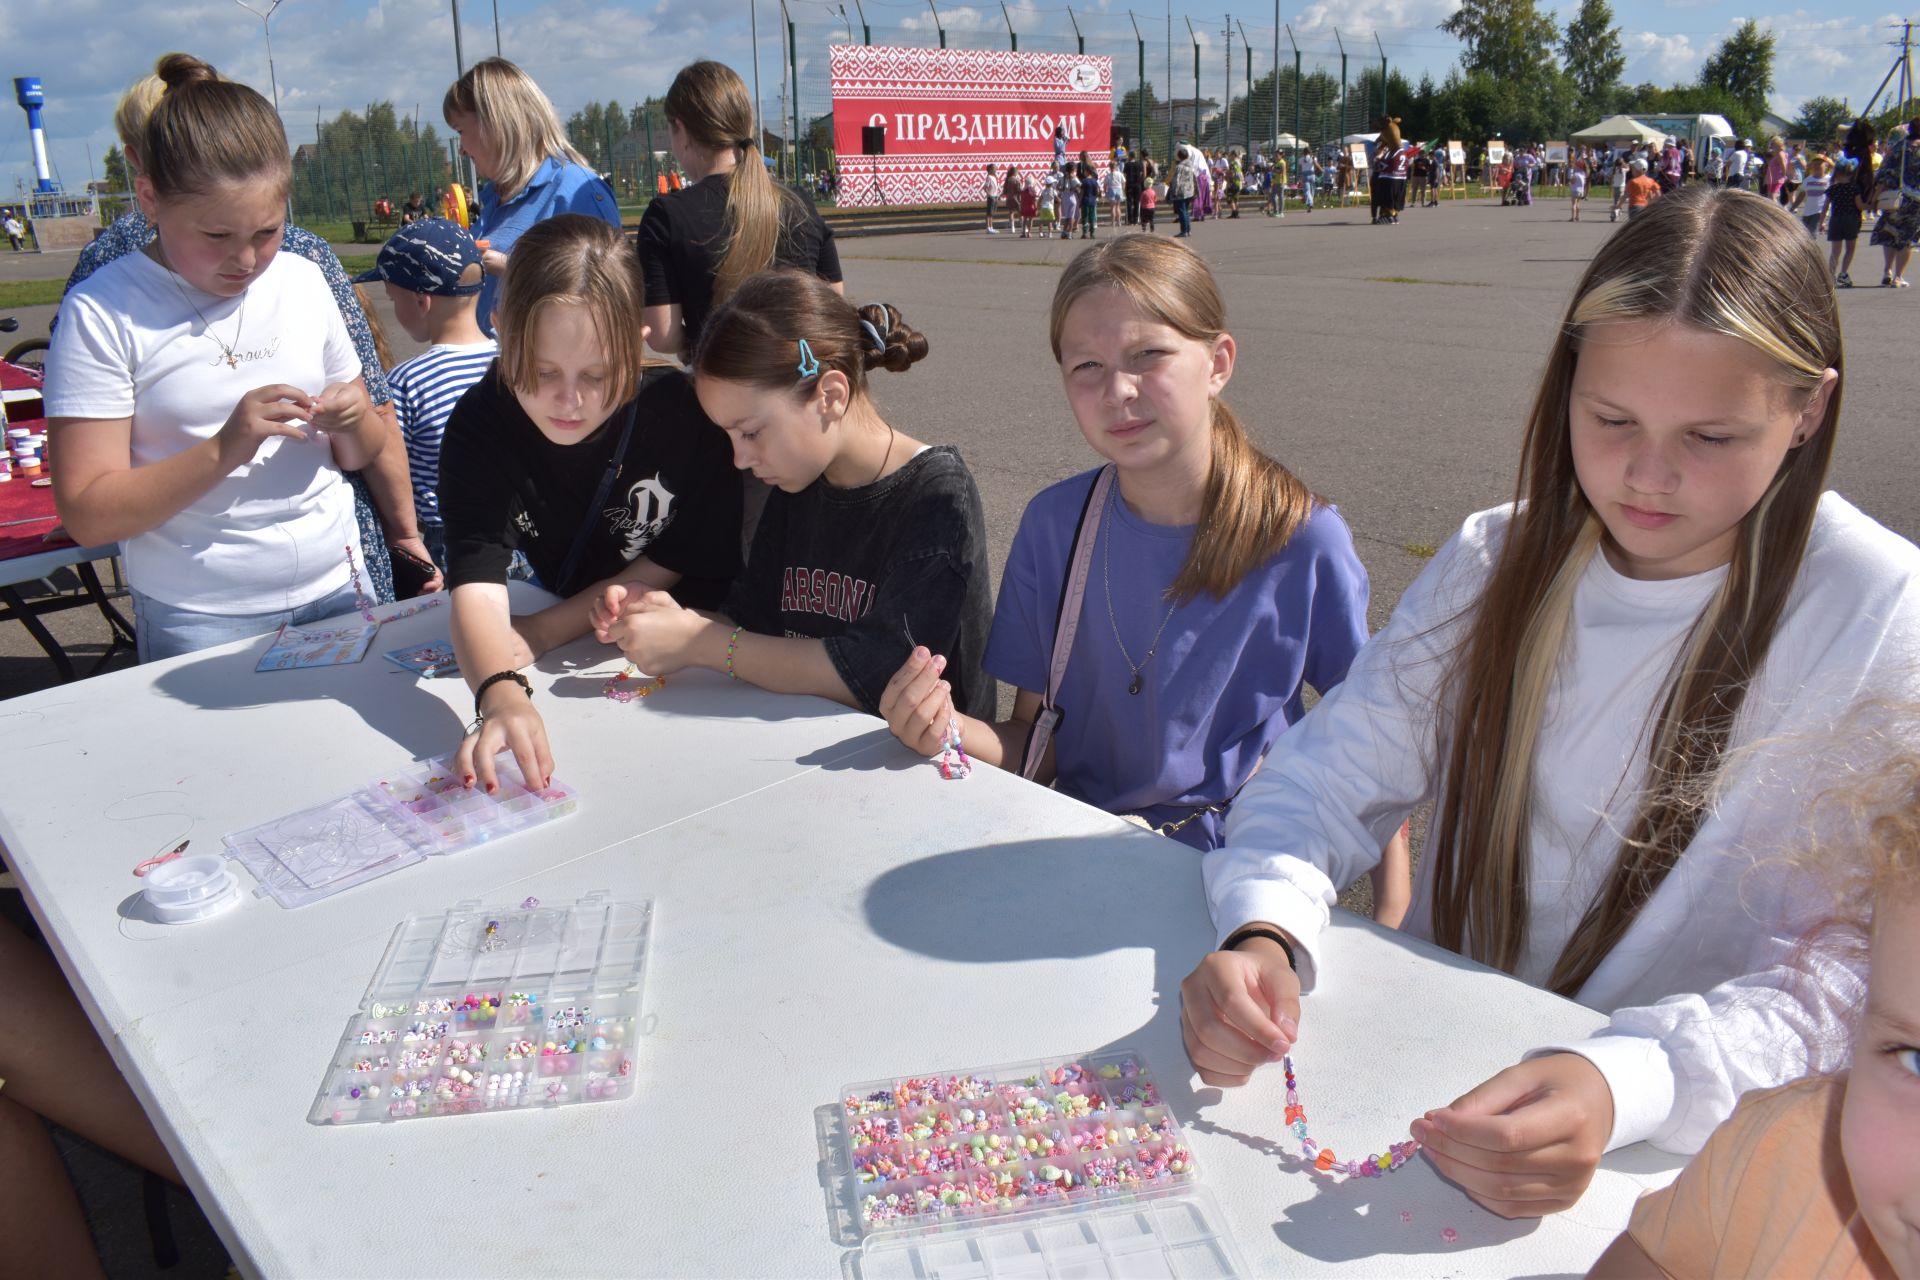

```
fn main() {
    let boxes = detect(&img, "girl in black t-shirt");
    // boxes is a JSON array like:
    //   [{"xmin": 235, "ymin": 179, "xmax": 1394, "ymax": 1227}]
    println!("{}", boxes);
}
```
[
  {"xmin": 636, "ymin": 60, "xmax": 843, "ymax": 359},
  {"xmin": 442, "ymin": 215, "xmax": 740, "ymax": 793},
  {"xmin": 590, "ymin": 269, "xmax": 996, "ymax": 719}
]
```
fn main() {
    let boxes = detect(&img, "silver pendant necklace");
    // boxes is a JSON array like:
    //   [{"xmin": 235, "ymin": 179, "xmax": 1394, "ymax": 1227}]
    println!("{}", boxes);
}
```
[
  {"xmin": 1101, "ymin": 479, "xmax": 1180, "ymax": 695},
  {"xmin": 157, "ymin": 239, "xmax": 247, "ymax": 369}
]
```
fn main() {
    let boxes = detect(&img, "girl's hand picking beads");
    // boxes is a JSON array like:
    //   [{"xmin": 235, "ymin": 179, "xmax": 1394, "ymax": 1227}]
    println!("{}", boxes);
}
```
[{"xmin": 1179, "ymin": 935, "xmax": 1301, "ymax": 1086}]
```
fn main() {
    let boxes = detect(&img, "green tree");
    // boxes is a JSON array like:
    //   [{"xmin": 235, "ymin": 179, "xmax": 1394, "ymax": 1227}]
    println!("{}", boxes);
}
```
[
  {"xmin": 1114, "ymin": 80, "xmax": 1172, "ymax": 159},
  {"xmin": 1560, "ymin": 0, "xmax": 1625, "ymax": 110},
  {"xmin": 102, "ymin": 144, "xmax": 130, "ymax": 193},
  {"xmin": 1626, "ymin": 81, "xmax": 1754, "ymax": 144},
  {"xmin": 1439, "ymin": 0, "xmax": 1559, "ymax": 86},
  {"xmin": 1698, "ymin": 20, "xmax": 1775, "ymax": 124},
  {"xmin": 1792, "ymin": 95, "xmax": 1852, "ymax": 143}
]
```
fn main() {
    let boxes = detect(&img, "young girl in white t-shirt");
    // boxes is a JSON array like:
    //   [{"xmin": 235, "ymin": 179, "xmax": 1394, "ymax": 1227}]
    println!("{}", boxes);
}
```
[
  {"xmin": 46, "ymin": 54, "xmax": 386, "ymax": 662},
  {"xmin": 1182, "ymin": 186, "xmax": 1920, "ymax": 1218}
]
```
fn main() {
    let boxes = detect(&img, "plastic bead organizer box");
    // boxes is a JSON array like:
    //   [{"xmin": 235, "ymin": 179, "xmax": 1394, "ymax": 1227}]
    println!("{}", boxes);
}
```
[
  {"xmin": 828, "ymin": 1051, "xmax": 1250, "ymax": 1278},
  {"xmin": 310, "ymin": 892, "xmax": 653, "ymax": 1125}
]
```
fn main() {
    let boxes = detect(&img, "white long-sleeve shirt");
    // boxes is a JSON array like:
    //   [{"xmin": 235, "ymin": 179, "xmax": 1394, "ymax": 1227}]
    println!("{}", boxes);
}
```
[{"xmin": 1207, "ymin": 495, "xmax": 1920, "ymax": 1154}]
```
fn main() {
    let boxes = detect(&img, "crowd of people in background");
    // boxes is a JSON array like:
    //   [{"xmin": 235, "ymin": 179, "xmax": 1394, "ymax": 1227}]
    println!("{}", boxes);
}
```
[{"xmin": 968, "ymin": 114, "xmax": 1920, "ymax": 290}]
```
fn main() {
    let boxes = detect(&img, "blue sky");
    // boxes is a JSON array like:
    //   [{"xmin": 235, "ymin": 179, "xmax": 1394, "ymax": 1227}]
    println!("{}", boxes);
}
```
[{"xmin": 2, "ymin": 0, "xmax": 1907, "ymax": 196}]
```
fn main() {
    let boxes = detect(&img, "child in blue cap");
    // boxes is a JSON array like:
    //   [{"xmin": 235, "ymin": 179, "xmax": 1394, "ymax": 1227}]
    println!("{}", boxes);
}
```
[{"xmin": 355, "ymin": 219, "xmax": 497, "ymax": 573}]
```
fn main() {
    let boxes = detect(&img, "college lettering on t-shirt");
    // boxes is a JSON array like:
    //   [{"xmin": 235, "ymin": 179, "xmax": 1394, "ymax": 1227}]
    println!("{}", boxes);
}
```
[{"xmin": 780, "ymin": 565, "xmax": 876, "ymax": 623}]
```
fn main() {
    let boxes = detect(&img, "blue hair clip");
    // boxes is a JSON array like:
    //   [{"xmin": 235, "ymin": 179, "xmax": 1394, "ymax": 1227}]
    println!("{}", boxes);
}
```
[{"xmin": 795, "ymin": 338, "xmax": 820, "ymax": 379}]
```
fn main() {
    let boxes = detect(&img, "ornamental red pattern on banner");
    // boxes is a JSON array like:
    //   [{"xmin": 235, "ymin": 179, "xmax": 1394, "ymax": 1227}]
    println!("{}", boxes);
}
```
[{"xmin": 830, "ymin": 45, "xmax": 1115, "ymax": 206}]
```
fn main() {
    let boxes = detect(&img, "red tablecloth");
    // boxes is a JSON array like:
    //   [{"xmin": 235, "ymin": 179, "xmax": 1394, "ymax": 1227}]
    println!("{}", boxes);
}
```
[{"xmin": 0, "ymin": 418, "xmax": 72, "ymax": 562}]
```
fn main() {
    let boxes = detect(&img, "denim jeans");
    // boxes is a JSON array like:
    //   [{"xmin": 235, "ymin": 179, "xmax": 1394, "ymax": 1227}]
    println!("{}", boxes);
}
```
[
  {"xmin": 132, "ymin": 582, "xmax": 362, "ymax": 664},
  {"xmin": 1174, "ymin": 197, "xmax": 1193, "ymax": 234}
]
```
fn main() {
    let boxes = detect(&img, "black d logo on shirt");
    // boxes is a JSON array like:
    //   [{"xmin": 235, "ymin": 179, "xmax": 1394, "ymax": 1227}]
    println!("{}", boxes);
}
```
[{"xmin": 606, "ymin": 474, "xmax": 677, "ymax": 561}]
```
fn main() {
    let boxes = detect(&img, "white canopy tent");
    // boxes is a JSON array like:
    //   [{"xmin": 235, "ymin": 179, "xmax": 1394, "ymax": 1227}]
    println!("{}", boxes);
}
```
[{"xmin": 1571, "ymin": 114, "xmax": 1668, "ymax": 144}]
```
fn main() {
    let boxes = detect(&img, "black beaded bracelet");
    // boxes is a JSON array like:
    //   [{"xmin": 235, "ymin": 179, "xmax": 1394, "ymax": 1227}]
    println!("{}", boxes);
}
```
[
  {"xmin": 1222, "ymin": 924, "xmax": 1297, "ymax": 971},
  {"xmin": 473, "ymin": 670, "xmax": 532, "ymax": 720}
]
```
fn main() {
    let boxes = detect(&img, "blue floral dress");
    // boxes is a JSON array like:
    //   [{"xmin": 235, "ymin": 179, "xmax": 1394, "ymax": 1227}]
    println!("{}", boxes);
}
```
[{"xmin": 1869, "ymin": 139, "xmax": 1920, "ymax": 253}]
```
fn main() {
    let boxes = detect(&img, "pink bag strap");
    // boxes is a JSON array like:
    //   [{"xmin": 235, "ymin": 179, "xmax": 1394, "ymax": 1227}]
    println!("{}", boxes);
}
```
[{"xmin": 1020, "ymin": 465, "xmax": 1115, "ymax": 781}]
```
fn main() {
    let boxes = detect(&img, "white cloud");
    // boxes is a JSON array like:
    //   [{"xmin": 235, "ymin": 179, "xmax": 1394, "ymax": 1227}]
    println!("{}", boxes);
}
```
[
  {"xmin": 1623, "ymin": 11, "xmax": 1903, "ymax": 110},
  {"xmin": 0, "ymin": 0, "xmax": 754, "ymax": 196},
  {"xmin": 1623, "ymin": 29, "xmax": 1702, "ymax": 83}
]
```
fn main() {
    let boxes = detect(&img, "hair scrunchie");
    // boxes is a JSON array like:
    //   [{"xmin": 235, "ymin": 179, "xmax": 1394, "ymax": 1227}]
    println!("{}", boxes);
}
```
[{"xmin": 858, "ymin": 317, "xmax": 887, "ymax": 353}]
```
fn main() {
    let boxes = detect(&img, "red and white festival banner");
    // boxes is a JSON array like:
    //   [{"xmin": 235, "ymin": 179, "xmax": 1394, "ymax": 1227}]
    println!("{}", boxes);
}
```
[{"xmin": 830, "ymin": 45, "xmax": 1114, "ymax": 206}]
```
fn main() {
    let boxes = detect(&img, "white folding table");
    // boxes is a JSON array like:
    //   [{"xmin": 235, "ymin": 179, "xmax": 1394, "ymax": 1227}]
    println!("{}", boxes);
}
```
[{"xmin": 0, "ymin": 584, "xmax": 1682, "ymax": 1276}]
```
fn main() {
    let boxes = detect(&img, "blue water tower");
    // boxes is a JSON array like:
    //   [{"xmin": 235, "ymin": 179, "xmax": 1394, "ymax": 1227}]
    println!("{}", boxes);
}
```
[{"xmin": 15, "ymin": 77, "xmax": 57, "ymax": 193}]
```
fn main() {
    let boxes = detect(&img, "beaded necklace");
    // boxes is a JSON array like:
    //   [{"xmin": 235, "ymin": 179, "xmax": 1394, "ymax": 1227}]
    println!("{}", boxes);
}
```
[
  {"xmin": 1283, "ymin": 1056, "xmax": 1421, "ymax": 1178},
  {"xmin": 602, "ymin": 664, "xmax": 667, "ymax": 703},
  {"xmin": 345, "ymin": 543, "xmax": 444, "ymax": 626}
]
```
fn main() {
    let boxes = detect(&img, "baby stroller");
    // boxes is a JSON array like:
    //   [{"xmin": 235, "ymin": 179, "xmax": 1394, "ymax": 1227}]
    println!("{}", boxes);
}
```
[{"xmin": 1508, "ymin": 166, "xmax": 1533, "ymax": 206}]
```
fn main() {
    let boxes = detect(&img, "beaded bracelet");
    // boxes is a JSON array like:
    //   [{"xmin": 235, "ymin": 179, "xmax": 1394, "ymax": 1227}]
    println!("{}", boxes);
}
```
[
  {"xmin": 724, "ymin": 626, "xmax": 743, "ymax": 680},
  {"xmin": 937, "ymin": 714, "xmax": 971, "ymax": 780},
  {"xmin": 346, "ymin": 543, "xmax": 378, "ymax": 622},
  {"xmin": 1283, "ymin": 1056, "xmax": 1421, "ymax": 1178},
  {"xmin": 602, "ymin": 664, "xmax": 666, "ymax": 703}
]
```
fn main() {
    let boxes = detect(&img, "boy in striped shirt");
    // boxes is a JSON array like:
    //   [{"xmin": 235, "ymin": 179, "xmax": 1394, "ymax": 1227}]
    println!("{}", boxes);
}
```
[{"xmin": 354, "ymin": 220, "xmax": 496, "ymax": 570}]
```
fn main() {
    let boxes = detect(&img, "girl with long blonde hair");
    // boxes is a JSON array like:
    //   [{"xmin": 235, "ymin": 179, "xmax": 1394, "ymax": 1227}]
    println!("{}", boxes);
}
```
[{"xmin": 1183, "ymin": 184, "xmax": 1920, "ymax": 1218}]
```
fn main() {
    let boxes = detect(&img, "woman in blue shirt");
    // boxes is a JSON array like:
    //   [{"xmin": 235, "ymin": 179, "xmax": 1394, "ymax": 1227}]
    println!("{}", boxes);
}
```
[{"xmin": 442, "ymin": 58, "xmax": 622, "ymax": 334}]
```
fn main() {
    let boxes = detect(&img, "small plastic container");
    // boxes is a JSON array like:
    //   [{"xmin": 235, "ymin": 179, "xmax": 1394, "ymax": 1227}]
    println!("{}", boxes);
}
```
[
  {"xmin": 310, "ymin": 891, "xmax": 652, "ymax": 1125},
  {"xmin": 141, "ymin": 854, "xmax": 243, "ymax": 924},
  {"xmin": 224, "ymin": 753, "xmax": 579, "ymax": 908},
  {"xmin": 827, "ymin": 1050, "xmax": 1246, "ymax": 1277}
]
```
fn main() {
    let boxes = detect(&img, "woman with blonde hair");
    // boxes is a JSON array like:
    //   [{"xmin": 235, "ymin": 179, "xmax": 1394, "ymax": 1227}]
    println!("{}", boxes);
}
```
[
  {"xmin": 637, "ymin": 60, "xmax": 842, "ymax": 358},
  {"xmin": 1183, "ymin": 185, "xmax": 1920, "ymax": 1218},
  {"xmin": 443, "ymin": 56, "xmax": 620, "ymax": 335}
]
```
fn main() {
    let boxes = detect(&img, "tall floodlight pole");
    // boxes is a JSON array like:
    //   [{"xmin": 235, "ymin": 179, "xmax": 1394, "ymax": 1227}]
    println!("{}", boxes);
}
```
[
  {"xmin": 1184, "ymin": 16, "xmax": 1201, "ymax": 147},
  {"xmin": 928, "ymin": 0, "xmax": 946, "ymax": 48},
  {"xmin": 1166, "ymin": 0, "xmax": 1174, "ymax": 162},
  {"xmin": 1286, "ymin": 24, "xmax": 1299, "ymax": 154},
  {"xmin": 1129, "ymin": 11, "xmax": 1146, "ymax": 153},
  {"xmin": 1333, "ymin": 28, "xmax": 1347, "ymax": 138},
  {"xmin": 750, "ymin": 0, "xmax": 764, "ymax": 159},
  {"xmin": 491, "ymin": 0, "xmax": 502, "ymax": 54},
  {"xmin": 1374, "ymin": 31, "xmax": 1387, "ymax": 122},
  {"xmin": 785, "ymin": 0, "xmax": 801, "ymax": 184},
  {"xmin": 1272, "ymin": 0, "xmax": 1280, "ymax": 149},
  {"xmin": 838, "ymin": 4, "xmax": 854, "ymax": 41},
  {"xmin": 1237, "ymin": 19, "xmax": 1253, "ymax": 152},
  {"xmin": 451, "ymin": 0, "xmax": 466, "ymax": 76},
  {"xmin": 853, "ymin": 0, "xmax": 871, "ymax": 43},
  {"xmin": 232, "ymin": 0, "xmax": 286, "ymax": 113},
  {"xmin": 1223, "ymin": 15, "xmax": 1232, "ymax": 149},
  {"xmin": 1068, "ymin": 6, "xmax": 1085, "ymax": 54}
]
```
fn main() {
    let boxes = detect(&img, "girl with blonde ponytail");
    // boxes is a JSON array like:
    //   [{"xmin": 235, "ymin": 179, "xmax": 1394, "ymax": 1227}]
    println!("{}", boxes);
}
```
[
  {"xmin": 880, "ymin": 237, "xmax": 1409, "ymax": 901},
  {"xmin": 1186, "ymin": 185, "xmax": 1920, "ymax": 1221},
  {"xmin": 638, "ymin": 60, "xmax": 843, "ymax": 357}
]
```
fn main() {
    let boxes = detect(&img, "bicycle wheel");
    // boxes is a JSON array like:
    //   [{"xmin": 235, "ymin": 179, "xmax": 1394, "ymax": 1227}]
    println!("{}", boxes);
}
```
[{"xmin": 4, "ymin": 337, "xmax": 48, "ymax": 376}]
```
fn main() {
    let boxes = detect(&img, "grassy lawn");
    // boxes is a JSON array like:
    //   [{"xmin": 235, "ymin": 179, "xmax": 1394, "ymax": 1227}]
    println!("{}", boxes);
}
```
[{"xmin": 0, "ymin": 278, "xmax": 66, "ymax": 309}]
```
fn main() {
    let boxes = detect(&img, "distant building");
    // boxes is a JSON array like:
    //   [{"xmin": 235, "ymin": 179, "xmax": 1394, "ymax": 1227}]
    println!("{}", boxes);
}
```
[{"xmin": 1166, "ymin": 97, "xmax": 1220, "ymax": 139}]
